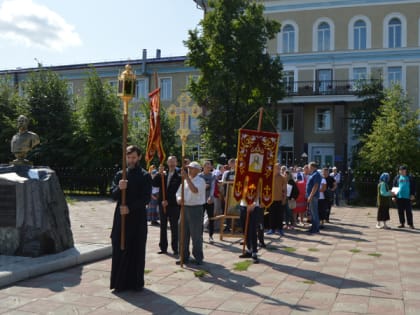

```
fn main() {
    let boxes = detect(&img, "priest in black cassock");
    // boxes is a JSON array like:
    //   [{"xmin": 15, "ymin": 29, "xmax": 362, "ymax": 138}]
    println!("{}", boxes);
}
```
[{"xmin": 110, "ymin": 145, "xmax": 152, "ymax": 292}]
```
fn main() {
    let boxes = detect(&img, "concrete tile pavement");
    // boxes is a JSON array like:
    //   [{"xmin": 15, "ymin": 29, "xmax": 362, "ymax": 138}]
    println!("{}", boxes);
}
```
[{"xmin": 1, "ymin": 196, "xmax": 420, "ymax": 314}]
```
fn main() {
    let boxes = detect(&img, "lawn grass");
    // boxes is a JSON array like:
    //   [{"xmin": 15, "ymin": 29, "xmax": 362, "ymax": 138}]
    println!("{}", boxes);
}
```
[{"xmin": 233, "ymin": 260, "xmax": 253, "ymax": 271}]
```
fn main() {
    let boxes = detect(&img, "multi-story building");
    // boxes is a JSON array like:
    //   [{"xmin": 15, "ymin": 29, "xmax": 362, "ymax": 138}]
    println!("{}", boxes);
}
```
[
  {"xmin": 195, "ymin": 0, "xmax": 420, "ymax": 169},
  {"xmin": 0, "ymin": 49, "xmax": 201, "ymax": 150},
  {"xmin": 263, "ymin": 0, "xmax": 420, "ymax": 169}
]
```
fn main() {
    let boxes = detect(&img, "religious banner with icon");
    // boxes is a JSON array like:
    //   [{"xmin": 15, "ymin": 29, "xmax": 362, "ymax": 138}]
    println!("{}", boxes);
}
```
[
  {"xmin": 233, "ymin": 129, "xmax": 279, "ymax": 207},
  {"xmin": 145, "ymin": 88, "xmax": 166, "ymax": 167}
]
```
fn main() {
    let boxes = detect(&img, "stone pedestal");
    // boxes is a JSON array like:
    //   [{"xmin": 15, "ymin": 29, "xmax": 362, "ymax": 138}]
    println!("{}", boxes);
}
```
[{"xmin": 0, "ymin": 165, "xmax": 74, "ymax": 257}]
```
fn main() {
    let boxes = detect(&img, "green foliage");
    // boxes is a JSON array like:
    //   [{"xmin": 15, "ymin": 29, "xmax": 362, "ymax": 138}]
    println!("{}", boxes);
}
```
[
  {"xmin": 0, "ymin": 77, "xmax": 27, "ymax": 162},
  {"xmin": 129, "ymin": 101, "xmax": 180, "ymax": 167},
  {"xmin": 233, "ymin": 260, "xmax": 253, "ymax": 271},
  {"xmin": 76, "ymin": 69, "xmax": 122, "ymax": 169},
  {"xmin": 351, "ymin": 79, "xmax": 385, "ymax": 166},
  {"xmin": 185, "ymin": 0, "xmax": 284, "ymax": 159},
  {"xmin": 358, "ymin": 85, "xmax": 420, "ymax": 173},
  {"xmin": 24, "ymin": 67, "xmax": 76, "ymax": 166}
]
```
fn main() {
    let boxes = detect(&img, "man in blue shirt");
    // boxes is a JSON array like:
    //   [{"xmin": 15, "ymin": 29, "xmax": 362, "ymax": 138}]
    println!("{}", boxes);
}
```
[
  {"xmin": 306, "ymin": 162, "xmax": 322, "ymax": 233},
  {"xmin": 393, "ymin": 165, "xmax": 416, "ymax": 229}
]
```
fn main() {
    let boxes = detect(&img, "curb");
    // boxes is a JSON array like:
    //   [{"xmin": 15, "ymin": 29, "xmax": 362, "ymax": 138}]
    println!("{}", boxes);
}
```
[{"xmin": 0, "ymin": 243, "xmax": 111, "ymax": 288}]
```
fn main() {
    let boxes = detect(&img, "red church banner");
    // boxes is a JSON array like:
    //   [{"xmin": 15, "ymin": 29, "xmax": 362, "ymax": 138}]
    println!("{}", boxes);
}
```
[{"xmin": 233, "ymin": 129, "xmax": 279, "ymax": 208}]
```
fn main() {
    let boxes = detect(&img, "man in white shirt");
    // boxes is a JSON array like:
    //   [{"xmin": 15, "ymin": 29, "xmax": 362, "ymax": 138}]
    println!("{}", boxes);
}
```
[{"xmin": 176, "ymin": 161, "xmax": 206, "ymax": 265}]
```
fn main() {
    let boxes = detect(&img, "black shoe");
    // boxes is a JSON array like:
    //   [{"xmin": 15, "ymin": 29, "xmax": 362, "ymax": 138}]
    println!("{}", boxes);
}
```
[
  {"xmin": 252, "ymin": 255, "xmax": 259, "ymax": 264},
  {"xmin": 151, "ymin": 221, "xmax": 160, "ymax": 226},
  {"xmin": 239, "ymin": 252, "xmax": 252, "ymax": 258},
  {"xmin": 173, "ymin": 251, "xmax": 179, "ymax": 256},
  {"xmin": 176, "ymin": 259, "xmax": 188, "ymax": 265},
  {"xmin": 258, "ymin": 242, "xmax": 266, "ymax": 248},
  {"xmin": 398, "ymin": 224, "xmax": 405, "ymax": 228},
  {"xmin": 157, "ymin": 250, "xmax": 167, "ymax": 254},
  {"xmin": 409, "ymin": 225, "xmax": 415, "ymax": 229}
]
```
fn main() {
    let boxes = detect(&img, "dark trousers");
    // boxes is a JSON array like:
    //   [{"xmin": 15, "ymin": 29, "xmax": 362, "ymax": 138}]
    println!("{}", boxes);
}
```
[
  {"xmin": 180, "ymin": 205, "xmax": 204, "ymax": 263},
  {"xmin": 255, "ymin": 206, "xmax": 265, "ymax": 244},
  {"xmin": 240, "ymin": 206, "xmax": 258, "ymax": 254},
  {"xmin": 397, "ymin": 198, "xmax": 413, "ymax": 226},
  {"xmin": 318, "ymin": 199, "xmax": 328, "ymax": 221},
  {"xmin": 159, "ymin": 205, "xmax": 180, "ymax": 253},
  {"xmin": 268, "ymin": 201, "xmax": 285, "ymax": 230},
  {"xmin": 203, "ymin": 203, "xmax": 215, "ymax": 237}
]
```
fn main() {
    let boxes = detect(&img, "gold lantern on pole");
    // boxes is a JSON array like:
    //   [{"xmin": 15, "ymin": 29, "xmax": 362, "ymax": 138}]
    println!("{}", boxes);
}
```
[{"xmin": 117, "ymin": 64, "xmax": 136, "ymax": 250}]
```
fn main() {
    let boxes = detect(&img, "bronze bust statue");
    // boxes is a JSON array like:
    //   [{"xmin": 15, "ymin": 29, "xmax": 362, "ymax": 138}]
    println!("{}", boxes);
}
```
[{"xmin": 11, "ymin": 115, "xmax": 40, "ymax": 165}]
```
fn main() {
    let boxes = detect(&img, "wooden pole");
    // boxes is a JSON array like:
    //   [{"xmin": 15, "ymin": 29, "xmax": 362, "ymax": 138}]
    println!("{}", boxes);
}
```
[
  {"xmin": 120, "ymin": 100, "xmax": 129, "ymax": 250},
  {"xmin": 161, "ymin": 171, "xmax": 167, "ymax": 215},
  {"xmin": 180, "ymin": 139, "xmax": 186, "ymax": 267},
  {"xmin": 242, "ymin": 107, "xmax": 264, "ymax": 255}
]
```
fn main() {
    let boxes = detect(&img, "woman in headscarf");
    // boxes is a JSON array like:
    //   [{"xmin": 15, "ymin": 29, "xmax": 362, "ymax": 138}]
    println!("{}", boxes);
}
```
[{"xmin": 376, "ymin": 172, "xmax": 394, "ymax": 229}]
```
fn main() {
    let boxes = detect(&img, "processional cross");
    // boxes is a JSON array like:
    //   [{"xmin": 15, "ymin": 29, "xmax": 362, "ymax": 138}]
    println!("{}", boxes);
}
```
[{"xmin": 168, "ymin": 92, "xmax": 202, "ymax": 156}]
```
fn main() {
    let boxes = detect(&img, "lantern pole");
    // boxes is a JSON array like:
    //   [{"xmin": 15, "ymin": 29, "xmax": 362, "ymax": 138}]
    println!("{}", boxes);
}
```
[{"xmin": 117, "ymin": 64, "xmax": 136, "ymax": 251}]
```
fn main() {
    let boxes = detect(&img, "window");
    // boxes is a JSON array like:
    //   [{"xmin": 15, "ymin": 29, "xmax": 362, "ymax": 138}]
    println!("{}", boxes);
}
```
[
  {"xmin": 316, "ymin": 107, "xmax": 332, "ymax": 132},
  {"xmin": 388, "ymin": 18, "xmax": 402, "ymax": 48},
  {"xmin": 317, "ymin": 22, "xmax": 330, "ymax": 51},
  {"xmin": 108, "ymin": 80, "xmax": 118, "ymax": 92},
  {"xmin": 352, "ymin": 67, "xmax": 367, "ymax": 90},
  {"xmin": 388, "ymin": 66, "xmax": 402, "ymax": 86},
  {"xmin": 282, "ymin": 24, "xmax": 295, "ymax": 53},
  {"xmin": 66, "ymin": 82, "xmax": 74, "ymax": 95},
  {"xmin": 281, "ymin": 109, "xmax": 294, "ymax": 131},
  {"xmin": 159, "ymin": 78, "xmax": 172, "ymax": 100},
  {"xmin": 280, "ymin": 146, "xmax": 294, "ymax": 166},
  {"xmin": 354, "ymin": 20, "xmax": 367, "ymax": 49},
  {"xmin": 135, "ymin": 78, "xmax": 148, "ymax": 100},
  {"xmin": 283, "ymin": 71, "xmax": 295, "ymax": 93},
  {"xmin": 353, "ymin": 67, "xmax": 367, "ymax": 81}
]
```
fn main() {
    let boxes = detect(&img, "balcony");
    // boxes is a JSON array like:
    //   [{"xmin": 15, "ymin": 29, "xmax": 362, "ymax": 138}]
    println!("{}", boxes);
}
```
[{"xmin": 284, "ymin": 79, "xmax": 378, "ymax": 97}]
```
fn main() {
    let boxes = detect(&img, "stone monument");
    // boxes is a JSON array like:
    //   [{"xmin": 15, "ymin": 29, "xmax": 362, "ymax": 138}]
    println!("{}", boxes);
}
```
[{"xmin": 0, "ymin": 115, "xmax": 74, "ymax": 257}]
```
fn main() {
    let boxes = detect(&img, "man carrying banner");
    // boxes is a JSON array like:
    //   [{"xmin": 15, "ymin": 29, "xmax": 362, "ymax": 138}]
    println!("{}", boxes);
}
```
[
  {"xmin": 234, "ymin": 123, "xmax": 279, "ymax": 264},
  {"xmin": 153, "ymin": 156, "xmax": 182, "ymax": 255}
]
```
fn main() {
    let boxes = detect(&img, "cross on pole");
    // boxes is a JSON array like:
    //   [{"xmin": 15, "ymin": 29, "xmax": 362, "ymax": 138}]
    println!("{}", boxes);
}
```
[
  {"xmin": 167, "ymin": 91, "xmax": 202, "ymax": 268},
  {"xmin": 168, "ymin": 92, "xmax": 202, "ymax": 156}
]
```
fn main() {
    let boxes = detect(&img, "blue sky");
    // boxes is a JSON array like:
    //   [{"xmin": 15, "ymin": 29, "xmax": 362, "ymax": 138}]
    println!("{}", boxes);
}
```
[{"xmin": 0, "ymin": 0, "xmax": 203, "ymax": 70}]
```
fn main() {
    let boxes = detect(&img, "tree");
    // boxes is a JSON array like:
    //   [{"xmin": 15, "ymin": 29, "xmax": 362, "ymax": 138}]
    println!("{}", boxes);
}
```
[
  {"xmin": 185, "ymin": 0, "xmax": 284, "ymax": 159},
  {"xmin": 77, "ymin": 69, "xmax": 122, "ymax": 169},
  {"xmin": 0, "ymin": 77, "xmax": 27, "ymax": 162},
  {"xmin": 129, "ymin": 101, "xmax": 180, "ymax": 168},
  {"xmin": 24, "ymin": 66, "xmax": 76, "ymax": 166},
  {"xmin": 350, "ymin": 79, "xmax": 385, "ymax": 166},
  {"xmin": 358, "ymin": 85, "xmax": 420, "ymax": 173}
]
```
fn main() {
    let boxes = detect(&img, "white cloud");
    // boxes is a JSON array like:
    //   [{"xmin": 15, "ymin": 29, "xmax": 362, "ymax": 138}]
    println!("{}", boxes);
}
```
[{"xmin": 0, "ymin": 0, "xmax": 81, "ymax": 51}]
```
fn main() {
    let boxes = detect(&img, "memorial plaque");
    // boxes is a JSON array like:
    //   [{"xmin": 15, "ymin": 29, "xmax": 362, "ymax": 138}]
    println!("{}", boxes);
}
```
[{"xmin": 0, "ymin": 184, "xmax": 16, "ymax": 227}]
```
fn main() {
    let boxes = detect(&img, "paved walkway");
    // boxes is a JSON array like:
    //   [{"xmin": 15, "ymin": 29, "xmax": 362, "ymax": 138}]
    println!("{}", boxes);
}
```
[{"xmin": 1, "ymin": 196, "xmax": 420, "ymax": 314}]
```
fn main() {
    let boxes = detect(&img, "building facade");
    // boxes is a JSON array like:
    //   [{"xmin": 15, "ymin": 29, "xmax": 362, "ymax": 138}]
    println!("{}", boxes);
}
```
[
  {"xmin": 263, "ymin": 0, "xmax": 420, "ymax": 169},
  {"xmin": 0, "ymin": 49, "xmax": 201, "ymax": 151}
]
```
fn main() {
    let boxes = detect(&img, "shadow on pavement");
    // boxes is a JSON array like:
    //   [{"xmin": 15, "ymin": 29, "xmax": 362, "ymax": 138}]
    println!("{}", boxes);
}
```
[
  {"xmin": 113, "ymin": 288, "xmax": 202, "ymax": 314},
  {"xmin": 189, "ymin": 260, "xmax": 314, "ymax": 313},
  {"xmin": 263, "ymin": 259, "xmax": 380, "ymax": 290},
  {"xmin": 15, "ymin": 265, "xmax": 83, "ymax": 292}
]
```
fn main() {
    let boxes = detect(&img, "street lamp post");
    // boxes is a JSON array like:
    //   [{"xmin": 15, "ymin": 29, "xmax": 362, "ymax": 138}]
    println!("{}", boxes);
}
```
[{"xmin": 117, "ymin": 64, "xmax": 136, "ymax": 250}]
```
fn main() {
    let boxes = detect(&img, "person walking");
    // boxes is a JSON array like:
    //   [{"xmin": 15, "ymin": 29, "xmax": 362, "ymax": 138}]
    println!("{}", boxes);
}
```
[
  {"xmin": 110, "ymin": 145, "xmax": 152, "ymax": 292},
  {"xmin": 393, "ymin": 165, "xmax": 416, "ymax": 229},
  {"xmin": 376, "ymin": 172, "xmax": 394, "ymax": 229}
]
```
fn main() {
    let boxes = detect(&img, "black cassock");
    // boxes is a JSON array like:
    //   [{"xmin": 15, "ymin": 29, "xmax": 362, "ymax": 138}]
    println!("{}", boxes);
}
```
[{"xmin": 110, "ymin": 166, "xmax": 152, "ymax": 291}]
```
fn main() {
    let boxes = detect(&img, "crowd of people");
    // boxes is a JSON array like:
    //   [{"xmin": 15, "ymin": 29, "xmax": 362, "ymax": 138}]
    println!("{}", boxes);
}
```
[{"xmin": 108, "ymin": 146, "xmax": 416, "ymax": 292}]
